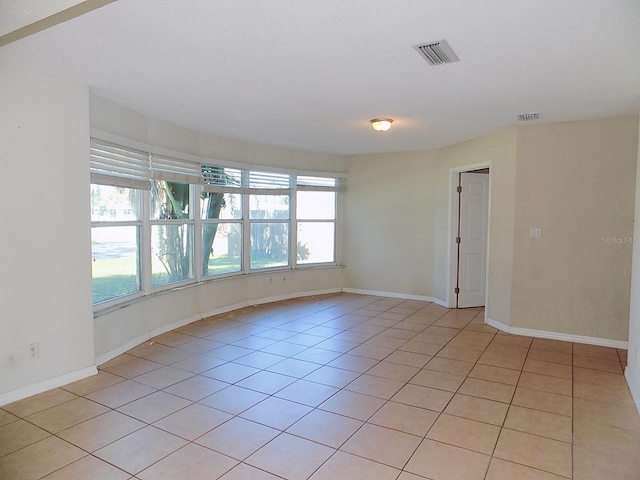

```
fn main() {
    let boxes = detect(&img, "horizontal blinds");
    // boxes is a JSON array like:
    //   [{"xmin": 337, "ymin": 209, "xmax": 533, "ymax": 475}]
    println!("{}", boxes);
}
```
[
  {"xmin": 150, "ymin": 154, "xmax": 203, "ymax": 184},
  {"xmin": 202, "ymin": 165, "xmax": 243, "ymax": 193},
  {"xmin": 89, "ymin": 139, "xmax": 151, "ymax": 190},
  {"xmin": 297, "ymin": 175, "xmax": 341, "ymax": 191}
]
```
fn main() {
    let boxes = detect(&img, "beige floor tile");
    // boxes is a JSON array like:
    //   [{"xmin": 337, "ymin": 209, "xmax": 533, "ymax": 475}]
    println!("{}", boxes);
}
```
[
  {"xmin": 504, "ymin": 405, "xmax": 572, "ymax": 443},
  {"xmin": 246, "ymin": 433, "xmax": 335, "ymax": 480},
  {"xmin": 573, "ymin": 354, "xmax": 623, "ymax": 373},
  {"xmin": 319, "ymin": 389, "xmax": 386, "ymax": 421},
  {"xmin": 469, "ymin": 364, "xmax": 520, "ymax": 385},
  {"xmin": 303, "ymin": 365, "xmax": 361, "ymax": 388},
  {"xmin": 202, "ymin": 362, "xmax": 260, "ymax": 383},
  {"xmin": 485, "ymin": 458, "xmax": 568, "ymax": 480},
  {"xmin": 287, "ymin": 409, "xmax": 363, "ymax": 448},
  {"xmin": 102, "ymin": 357, "xmax": 164, "ymax": 379},
  {"xmin": 392, "ymin": 384, "xmax": 454, "ymax": 412},
  {"xmin": 116, "ymin": 391, "xmax": 192, "ymax": 424},
  {"xmin": 94, "ymin": 426, "xmax": 187, "ymax": 475},
  {"xmin": 344, "ymin": 374, "xmax": 405, "ymax": 399},
  {"xmin": 266, "ymin": 357, "xmax": 322, "ymax": 377},
  {"xmin": 397, "ymin": 472, "xmax": 431, "ymax": 480},
  {"xmin": 177, "ymin": 338, "xmax": 222, "ymax": 354},
  {"xmin": 410, "ymin": 369, "xmax": 466, "ymax": 392},
  {"xmin": 518, "ymin": 372, "xmax": 572, "ymax": 396},
  {"xmin": 380, "ymin": 350, "xmax": 432, "ymax": 368},
  {"xmin": 494, "ymin": 429, "xmax": 572, "ymax": 478},
  {"xmin": 137, "ymin": 443, "xmax": 237, "ymax": 479},
  {"xmin": 62, "ymin": 371, "xmax": 124, "ymax": 396},
  {"xmin": 218, "ymin": 462, "xmax": 282, "ymax": 479},
  {"xmin": 98, "ymin": 353, "xmax": 136, "ymax": 370},
  {"xmin": 573, "ymin": 380, "xmax": 636, "ymax": 407},
  {"xmin": 240, "ymin": 396, "xmax": 312, "ymax": 430},
  {"xmin": 573, "ymin": 366, "xmax": 628, "ymax": 387},
  {"xmin": 162, "ymin": 374, "xmax": 228, "ymax": 401},
  {"xmin": 436, "ymin": 346, "xmax": 483, "ymax": 363},
  {"xmin": 424, "ymin": 357, "xmax": 475, "ymax": 376},
  {"xmin": 85, "ymin": 379, "xmax": 156, "ymax": 409},
  {"xmin": 523, "ymin": 359, "xmax": 572, "ymax": 379},
  {"xmin": 27, "ymin": 397, "xmax": 109, "ymax": 433},
  {"xmin": 235, "ymin": 351, "xmax": 286, "ymax": 369},
  {"xmin": 426, "ymin": 413, "xmax": 500, "ymax": 455},
  {"xmin": 0, "ymin": 409, "xmax": 18, "ymax": 427},
  {"xmin": 235, "ymin": 370, "xmax": 297, "ymax": 394},
  {"xmin": 363, "ymin": 334, "xmax": 407, "ymax": 350},
  {"xmin": 458, "ymin": 378, "xmax": 516, "ymax": 403},
  {"xmin": 530, "ymin": 338, "xmax": 573, "ymax": 354},
  {"xmin": 342, "ymin": 423, "xmax": 422, "ymax": 469},
  {"xmin": 170, "ymin": 352, "xmax": 227, "ymax": 374},
  {"xmin": 526, "ymin": 348, "xmax": 572, "ymax": 366},
  {"xmin": 573, "ymin": 397, "xmax": 640, "ymax": 431},
  {"xmin": 57, "ymin": 410, "xmax": 145, "ymax": 451},
  {"xmin": 512, "ymin": 387, "xmax": 572, "ymax": 417},
  {"xmin": 153, "ymin": 403, "xmax": 232, "ymax": 440},
  {"xmin": 369, "ymin": 401, "xmax": 439, "ymax": 436},
  {"xmin": 400, "ymin": 339, "xmax": 444, "ymax": 356},
  {"xmin": 445, "ymin": 337, "xmax": 490, "ymax": 352},
  {"xmin": 573, "ymin": 419, "xmax": 640, "ymax": 458},
  {"xmin": 444, "ymin": 393, "xmax": 509, "ymax": 426},
  {"xmin": 491, "ymin": 334, "xmax": 533, "ymax": 348},
  {"xmin": 348, "ymin": 344, "xmax": 395, "ymax": 361},
  {"xmin": 310, "ymin": 451, "xmax": 400, "ymax": 480},
  {"xmin": 0, "ymin": 436, "xmax": 85, "ymax": 480},
  {"xmin": 573, "ymin": 343, "xmax": 619, "ymax": 361},
  {"xmin": 274, "ymin": 379, "xmax": 339, "ymax": 407},
  {"xmin": 293, "ymin": 347, "xmax": 342, "ymax": 364},
  {"xmin": 152, "ymin": 331, "xmax": 195, "ymax": 347},
  {"xmin": 198, "ymin": 385, "xmax": 268, "ymax": 414},
  {"xmin": 3, "ymin": 388, "xmax": 77, "ymax": 418},
  {"xmin": 41, "ymin": 455, "xmax": 130, "ymax": 480},
  {"xmin": 0, "ymin": 419, "xmax": 50, "ymax": 457},
  {"xmin": 573, "ymin": 444, "xmax": 640, "ymax": 480},
  {"xmin": 366, "ymin": 361, "xmax": 420, "ymax": 382},
  {"xmin": 478, "ymin": 347, "xmax": 528, "ymax": 370},
  {"xmin": 133, "ymin": 366, "xmax": 195, "ymax": 389},
  {"xmin": 197, "ymin": 417, "xmax": 279, "ymax": 460},
  {"xmin": 405, "ymin": 439, "xmax": 491, "ymax": 480}
]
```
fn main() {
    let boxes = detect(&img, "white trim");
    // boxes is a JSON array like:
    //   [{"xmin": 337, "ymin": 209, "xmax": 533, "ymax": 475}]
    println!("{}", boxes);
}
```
[
  {"xmin": 342, "ymin": 288, "xmax": 448, "ymax": 307},
  {"xmin": 624, "ymin": 367, "xmax": 640, "ymax": 416},
  {"xmin": 0, "ymin": 366, "xmax": 97, "ymax": 407},
  {"xmin": 486, "ymin": 317, "xmax": 629, "ymax": 349},
  {"xmin": 96, "ymin": 288, "xmax": 342, "ymax": 366}
]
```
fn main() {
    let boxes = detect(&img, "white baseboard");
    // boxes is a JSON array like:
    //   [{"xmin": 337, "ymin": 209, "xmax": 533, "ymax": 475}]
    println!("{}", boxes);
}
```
[
  {"xmin": 96, "ymin": 288, "xmax": 342, "ymax": 366},
  {"xmin": 0, "ymin": 366, "xmax": 97, "ymax": 407},
  {"xmin": 624, "ymin": 367, "xmax": 640, "ymax": 416},
  {"xmin": 486, "ymin": 318, "xmax": 629, "ymax": 349},
  {"xmin": 342, "ymin": 288, "xmax": 448, "ymax": 307}
]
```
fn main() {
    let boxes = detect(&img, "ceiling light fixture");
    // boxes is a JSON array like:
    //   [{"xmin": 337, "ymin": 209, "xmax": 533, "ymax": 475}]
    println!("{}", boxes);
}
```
[{"xmin": 370, "ymin": 118, "xmax": 393, "ymax": 132}]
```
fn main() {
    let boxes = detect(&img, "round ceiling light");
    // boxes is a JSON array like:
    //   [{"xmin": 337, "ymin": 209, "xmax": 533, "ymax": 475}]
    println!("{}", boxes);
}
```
[{"xmin": 370, "ymin": 118, "xmax": 393, "ymax": 132}]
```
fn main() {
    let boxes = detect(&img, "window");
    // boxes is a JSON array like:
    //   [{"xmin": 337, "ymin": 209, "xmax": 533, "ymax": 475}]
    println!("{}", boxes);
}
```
[
  {"xmin": 90, "ymin": 139, "xmax": 148, "ymax": 305},
  {"xmin": 201, "ymin": 165, "xmax": 243, "ymax": 276},
  {"xmin": 296, "ymin": 176, "xmax": 337, "ymax": 265},
  {"xmin": 90, "ymin": 138, "xmax": 343, "ymax": 308},
  {"xmin": 91, "ymin": 186, "xmax": 142, "ymax": 303},
  {"xmin": 249, "ymin": 171, "xmax": 291, "ymax": 270}
]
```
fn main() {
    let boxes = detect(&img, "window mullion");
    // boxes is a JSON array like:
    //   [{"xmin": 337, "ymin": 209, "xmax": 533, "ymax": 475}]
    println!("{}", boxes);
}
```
[
  {"xmin": 141, "ymin": 189, "xmax": 152, "ymax": 295},
  {"xmin": 291, "ymin": 185, "xmax": 298, "ymax": 269},
  {"xmin": 194, "ymin": 185, "xmax": 203, "ymax": 282}
]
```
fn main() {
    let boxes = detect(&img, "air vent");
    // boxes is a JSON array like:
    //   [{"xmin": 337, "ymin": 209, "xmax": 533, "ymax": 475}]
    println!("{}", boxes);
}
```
[
  {"xmin": 414, "ymin": 39, "xmax": 459, "ymax": 66},
  {"xmin": 517, "ymin": 113, "xmax": 540, "ymax": 122}
]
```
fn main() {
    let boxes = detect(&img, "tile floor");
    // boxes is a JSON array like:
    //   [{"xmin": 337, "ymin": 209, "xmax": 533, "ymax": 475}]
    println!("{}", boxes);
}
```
[{"xmin": 1, "ymin": 293, "xmax": 639, "ymax": 479}]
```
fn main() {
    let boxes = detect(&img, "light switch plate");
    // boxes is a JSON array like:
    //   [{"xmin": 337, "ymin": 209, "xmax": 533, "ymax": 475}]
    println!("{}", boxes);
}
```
[{"xmin": 530, "ymin": 227, "xmax": 542, "ymax": 238}]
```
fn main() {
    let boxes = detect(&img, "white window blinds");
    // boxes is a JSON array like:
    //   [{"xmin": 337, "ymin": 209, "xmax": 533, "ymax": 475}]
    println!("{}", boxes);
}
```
[
  {"xmin": 150, "ymin": 154, "xmax": 203, "ymax": 184},
  {"xmin": 202, "ymin": 165, "xmax": 242, "ymax": 193},
  {"xmin": 89, "ymin": 139, "xmax": 151, "ymax": 190}
]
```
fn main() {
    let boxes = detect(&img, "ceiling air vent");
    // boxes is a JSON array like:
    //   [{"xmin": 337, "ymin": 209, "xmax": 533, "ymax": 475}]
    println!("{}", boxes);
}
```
[
  {"xmin": 517, "ymin": 113, "xmax": 540, "ymax": 122},
  {"xmin": 414, "ymin": 39, "xmax": 459, "ymax": 66}
]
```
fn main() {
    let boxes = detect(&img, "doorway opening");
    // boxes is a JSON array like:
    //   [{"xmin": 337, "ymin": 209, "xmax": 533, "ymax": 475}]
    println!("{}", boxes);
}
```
[{"xmin": 449, "ymin": 166, "xmax": 490, "ymax": 309}]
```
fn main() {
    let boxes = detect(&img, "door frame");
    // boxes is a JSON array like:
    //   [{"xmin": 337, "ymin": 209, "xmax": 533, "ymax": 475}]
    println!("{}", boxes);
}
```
[{"xmin": 446, "ymin": 162, "xmax": 492, "ymax": 311}]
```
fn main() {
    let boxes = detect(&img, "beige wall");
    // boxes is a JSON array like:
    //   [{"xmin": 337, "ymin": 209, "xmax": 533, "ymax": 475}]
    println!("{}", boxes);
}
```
[
  {"xmin": 0, "ymin": 64, "xmax": 95, "ymax": 402},
  {"xmin": 345, "ymin": 129, "xmax": 517, "ymax": 327},
  {"xmin": 344, "ymin": 117, "xmax": 638, "ymax": 343},
  {"xmin": 512, "ymin": 118, "xmax": 638, "ymax": 341},
  {"xmin": 626, "ymin": 116, "xmax": 640, "ymax": 412}
]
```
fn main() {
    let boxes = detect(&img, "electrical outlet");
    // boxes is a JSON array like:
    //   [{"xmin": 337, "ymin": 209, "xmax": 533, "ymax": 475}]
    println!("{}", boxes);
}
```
[{"xmin": 28, "ymin": 343, "xmax": 39, "ymax": 359}]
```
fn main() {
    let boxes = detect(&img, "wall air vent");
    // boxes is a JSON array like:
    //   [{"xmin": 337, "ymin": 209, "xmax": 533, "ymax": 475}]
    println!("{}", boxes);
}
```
[
  {"xmin": 414, "ymin": 39, "xmax": 459, "ymax": 66},
  {"xmin": 517, "ymin": 113, "xmax": 540, "ymax": 122}
]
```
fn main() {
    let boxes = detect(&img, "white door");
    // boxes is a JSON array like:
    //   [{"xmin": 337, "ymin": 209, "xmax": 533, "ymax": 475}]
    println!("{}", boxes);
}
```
[{"xmin": 456, "ymin": 172, "xmax": 489, "ymax": 308}]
